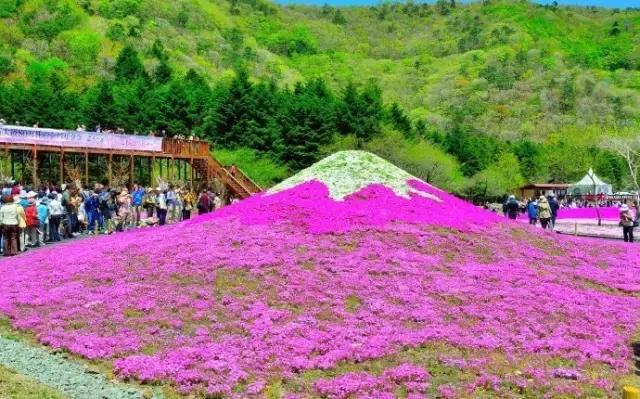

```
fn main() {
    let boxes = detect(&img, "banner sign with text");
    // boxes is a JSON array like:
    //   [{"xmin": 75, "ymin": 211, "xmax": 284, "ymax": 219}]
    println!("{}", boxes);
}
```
[{"xmin": 0, "ymin": 125, "xmax": 163, "ymax": 152}]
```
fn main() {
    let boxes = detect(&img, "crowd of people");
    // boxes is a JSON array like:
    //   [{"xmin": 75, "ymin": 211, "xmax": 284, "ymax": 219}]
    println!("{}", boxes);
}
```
[
  {"xmin": 501, "ymin": 193, "xmax": 640, "ymax": 243},
  {"xmin": 502, "ymin": 194, "xmax": 561, "ymax": 230},
  {"xmin": 0, "ymin": 182, "xmax": 234, "ymax": 256}
]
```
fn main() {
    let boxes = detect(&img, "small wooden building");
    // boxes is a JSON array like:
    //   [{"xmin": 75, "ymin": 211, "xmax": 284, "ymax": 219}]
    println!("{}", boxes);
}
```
[{"xmin": 517, "ymin": 183, "xmax": 569, "ymax": 200}]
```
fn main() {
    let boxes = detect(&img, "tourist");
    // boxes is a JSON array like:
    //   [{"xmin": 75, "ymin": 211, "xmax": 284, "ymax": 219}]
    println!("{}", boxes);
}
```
[
  {"xmin": 17, "ymin": 191, "xmax": 28, "ymax": 251},
  {"xmin": 537, "ymin": 196, "xmax": 552, "ymax": 230},
  {"xmin": 527, "ymin": 198, "xmax": 538, "ymax": 226},
  {"xmin": 144, "ymin": 188, "xmax": 156, "ymax": 218},
  {"xmin": 0, "ymin": 195, "xmax": 20, "ymax": 256},
  {"xmin": 156, "ymin": 188, "xmax": 168, "ymax": 226},
  {"xmin": 174, "ymin": 188, "xmax": 184, "ymax": 222},
  {"xmin": 85, "ymin": 191, "xmax": 102, "ymax": 235},
  {"xmin": 131, "ymin": 184, "xmax": 145, "ymax": 223},
  {"xmin": 11, "ymin": 182, "xmax": 20, "ymax": 196},
  {"xmin": 503, "ymin": 195, "xmax": 519, "ymax": 220},
  {"xmin": 215, "ymin": 194, "xmax": 224, "ymax": 208},
  {"xmin": 117, "ymin": 189, "xmax": 133, "ymax": 230},
  {"xmin": 620, "ymin": 204, "xmax": 635, "ymax": 243},
  {"xmin": 69, "ymin": 188, "xmax": 82, "ymax": 235},
  {"xmin": 36, "ymin": 194, "xmax": 49, "ymax": 246},
  {"xmin": 166, "ymin": 186, "xmax": 177, "ymax": 223},
  {"xmin": 24, "ymin": 192, "xmax": 40, "ymax": 247},
  {"xmin": 182, "ymin": 189, "xmax": 195, "ymax": 220},
  {"xmin": 48, "ymin": 193, "xmax": 64, "ymax": 242},
  {"xmin": 197, "ymin": 190, "xmax": 209, "ymax": 215},
  {"xmin": 548, "ymin": 194, "xmax": 560, "ymax": 229},
  {"xmin": 100, "ymin": 190, "xmax": 115, "ymax": 234}
]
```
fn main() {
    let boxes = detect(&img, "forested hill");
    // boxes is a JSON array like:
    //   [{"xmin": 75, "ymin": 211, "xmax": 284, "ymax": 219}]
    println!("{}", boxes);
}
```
[{"xmin": 0, "ymin": 0, "xmax": 639, "ymax": 198}]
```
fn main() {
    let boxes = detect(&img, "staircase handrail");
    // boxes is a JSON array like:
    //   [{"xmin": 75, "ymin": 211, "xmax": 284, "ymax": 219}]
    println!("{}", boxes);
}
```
[
  {"xmin": 225, "ymin": 165, "xmax": 262, "ymax": 192},
  {"xmin": 209, "ymin": 159, "xmax": 253, "ymax": 197}
]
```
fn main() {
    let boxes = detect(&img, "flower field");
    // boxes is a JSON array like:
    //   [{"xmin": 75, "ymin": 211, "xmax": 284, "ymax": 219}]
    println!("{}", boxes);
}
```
[{"xmin": 1, "ymin": 151, "xmax": 640, "ymax": 398}]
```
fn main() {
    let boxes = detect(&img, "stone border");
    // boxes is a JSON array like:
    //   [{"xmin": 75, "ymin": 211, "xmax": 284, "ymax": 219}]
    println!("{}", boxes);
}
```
[{"xmin": 0, "ymin": 335, "xmax": 164, "ymax": 399}]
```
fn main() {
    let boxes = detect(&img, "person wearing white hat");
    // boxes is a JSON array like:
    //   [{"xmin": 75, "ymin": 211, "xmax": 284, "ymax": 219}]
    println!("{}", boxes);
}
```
[
  {"xmin": 620, "ymin": 204, "xmax": 635, "ymax": 243},
  {"xmin": 156, "ymin": 188, "xmax": 167, "ymax": 226}
]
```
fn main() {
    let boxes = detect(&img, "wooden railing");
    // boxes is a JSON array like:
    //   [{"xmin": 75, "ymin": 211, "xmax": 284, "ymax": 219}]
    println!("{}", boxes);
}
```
[
  {"xmin": 225, "ymin": 165, "xmax": 262, "ymax": 192},
  {"xmin": 161, "ymin": 138, "xmax": 210, "ymax": 157}
]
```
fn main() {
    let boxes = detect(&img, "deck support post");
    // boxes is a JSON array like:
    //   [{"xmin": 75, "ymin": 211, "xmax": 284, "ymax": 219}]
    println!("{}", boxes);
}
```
[
  {"xmin": 151, "ymin": 156, "xmax": 155, "ymax": 187},
  {"xmin": 32, "ymin": 144, "xmax": 38, "ymax": 186},
  {"xmin": 59, "ymin": 148, "xmax": 64, "ymax": 186},
  {"xmin": 3, "ymin": 144, "xmax": 8, "ymax": 179},
  {"xmin": 129, "ymin": 155, "xmax": 134, "ymax": 188},
  {"xmin": 84, "ymin": 151, "xmax": 89, "ymax": 188},
  {"xmin": 107, "ymin": 153, "xmax": 112, "ymax": 187}
]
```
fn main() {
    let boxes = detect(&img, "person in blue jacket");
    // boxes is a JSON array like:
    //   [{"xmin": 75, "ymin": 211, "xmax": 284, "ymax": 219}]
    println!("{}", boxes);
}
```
[
  {"xmin": 85, "ymin": 190, "xmax": 102, "ymax": 234},
  {"xmin": 527, "ymin": 198, "xmax": 538, "ymax": 226}
]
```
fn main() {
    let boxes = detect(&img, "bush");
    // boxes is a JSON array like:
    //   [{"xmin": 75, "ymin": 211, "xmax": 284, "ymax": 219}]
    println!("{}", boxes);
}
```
[
  {"xmin": 98, "ymin": 0, "xmax": 141, "ymax": 19},
  {"xmin": 0, "ymin": 0, "xmax": 18, "ymax": 17}
]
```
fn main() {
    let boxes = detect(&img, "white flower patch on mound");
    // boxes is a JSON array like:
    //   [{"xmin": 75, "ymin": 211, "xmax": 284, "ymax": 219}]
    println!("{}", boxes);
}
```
[{"xmin": 269, "ymin": 150, "xmax": 441, "ymax": 201}]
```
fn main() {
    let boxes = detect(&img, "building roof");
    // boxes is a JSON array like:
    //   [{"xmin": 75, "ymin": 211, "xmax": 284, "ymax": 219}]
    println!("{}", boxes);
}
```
[
  {"xmin": 519, "ymin": 183, "xmax": 569, "ymax": 190},
  {"xmin": 572, "ymin": 168, "xmax": 610, "ymax": 187}
]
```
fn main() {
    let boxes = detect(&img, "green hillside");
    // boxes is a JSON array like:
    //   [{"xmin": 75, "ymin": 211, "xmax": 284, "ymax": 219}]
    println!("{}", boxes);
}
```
[{"xmin": 0, "ymin": 0, "xmax": 639, "ymax": 198}]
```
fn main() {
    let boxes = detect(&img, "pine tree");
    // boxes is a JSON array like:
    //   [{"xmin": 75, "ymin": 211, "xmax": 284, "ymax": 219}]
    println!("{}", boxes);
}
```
[{"xmin": 114, "ymin": 45, "xmax": 147, "ymax": 82}]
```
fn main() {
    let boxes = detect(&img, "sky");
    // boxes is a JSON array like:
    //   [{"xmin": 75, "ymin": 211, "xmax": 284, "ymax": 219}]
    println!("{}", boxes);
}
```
[{"xmin": 276, "ymin": 0, "xmax": 639, "ymax": 8}]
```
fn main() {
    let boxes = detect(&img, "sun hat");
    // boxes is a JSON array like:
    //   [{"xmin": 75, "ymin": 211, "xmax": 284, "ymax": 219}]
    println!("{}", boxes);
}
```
[
  {"xmin": 19, "ymin": 190, "xmax": 27, "ymax": 198},
  {"xmin": 26, "ymin": 191, "xmax": 37, "ymax": 198},
  {"xmin": 621, "ymin": 204, "xmax": 629, "ymax": 212}
]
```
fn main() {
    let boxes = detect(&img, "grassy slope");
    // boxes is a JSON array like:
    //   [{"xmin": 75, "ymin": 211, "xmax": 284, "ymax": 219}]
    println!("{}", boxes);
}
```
[{"xmin": 0, "ymin": 365, "xmax": 68, "ymax": 399}]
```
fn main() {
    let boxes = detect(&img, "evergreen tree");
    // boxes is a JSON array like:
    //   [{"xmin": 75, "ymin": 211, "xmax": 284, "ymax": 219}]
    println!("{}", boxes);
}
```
[
  {"xmin": 114, "ymin": 45, "xmax": 147, "ymax": 82},
  {"xmin": 386, "ymin": 102, "xmax": 412, "ymax": 136},
  {"xmin": 154, "ymin": 60, "xmax": 172, "ymax": 84},
  {"xmin": 277, "ymin": 79, "xmax": 336, "ymax": 168},
  {"xmin": 82, "ymin": 79, "xmax": 116, "ymax": 130},
  {"xmin": 337, "ymin": 82, "xmax": 383, "ymax": 142}
]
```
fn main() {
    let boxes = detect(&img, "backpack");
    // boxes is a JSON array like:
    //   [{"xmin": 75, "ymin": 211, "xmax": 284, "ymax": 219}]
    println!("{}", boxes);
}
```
[{"xmin": 25, "ymin": 205, "xmax": 39, "ymax": 227}]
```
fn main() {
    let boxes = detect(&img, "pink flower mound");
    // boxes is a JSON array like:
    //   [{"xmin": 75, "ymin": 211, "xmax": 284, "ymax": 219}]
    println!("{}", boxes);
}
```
[{"xmin": 0, "ymin": 179, "xmax": 639, "ymax": 397}]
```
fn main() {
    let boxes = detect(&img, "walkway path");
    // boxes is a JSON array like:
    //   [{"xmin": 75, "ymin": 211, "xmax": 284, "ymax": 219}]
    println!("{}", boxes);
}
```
[{"xmin": 0, "ymin": 335, "xmax": 163, "ymax": 399}]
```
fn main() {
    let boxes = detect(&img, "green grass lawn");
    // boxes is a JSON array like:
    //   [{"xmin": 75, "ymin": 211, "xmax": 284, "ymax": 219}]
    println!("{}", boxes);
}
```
[{"xmin": 0, "ymin": 365, "xmax": 68, "ymax": 399}]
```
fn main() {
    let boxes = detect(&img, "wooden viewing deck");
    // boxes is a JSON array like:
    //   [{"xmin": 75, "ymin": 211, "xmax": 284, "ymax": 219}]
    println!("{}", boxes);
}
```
[{"xmin": 0, "ymin": 125, "xmax": 261, "ymax": 199}]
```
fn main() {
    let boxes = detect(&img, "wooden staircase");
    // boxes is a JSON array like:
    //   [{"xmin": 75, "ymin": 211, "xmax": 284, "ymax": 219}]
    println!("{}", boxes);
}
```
[
  {"xmin": 162, "ymin": 138, "xmax": 262, "ymax": 199},
  {"xmin": 190, "ymin": 156, "xmax": 261, "ymax": 199}
]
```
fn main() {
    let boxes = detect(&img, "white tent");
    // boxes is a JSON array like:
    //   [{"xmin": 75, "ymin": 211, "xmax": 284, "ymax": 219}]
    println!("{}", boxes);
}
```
[{"xmin": 569, "ymin": 168, "xmax": 613, "ymax": 195}]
